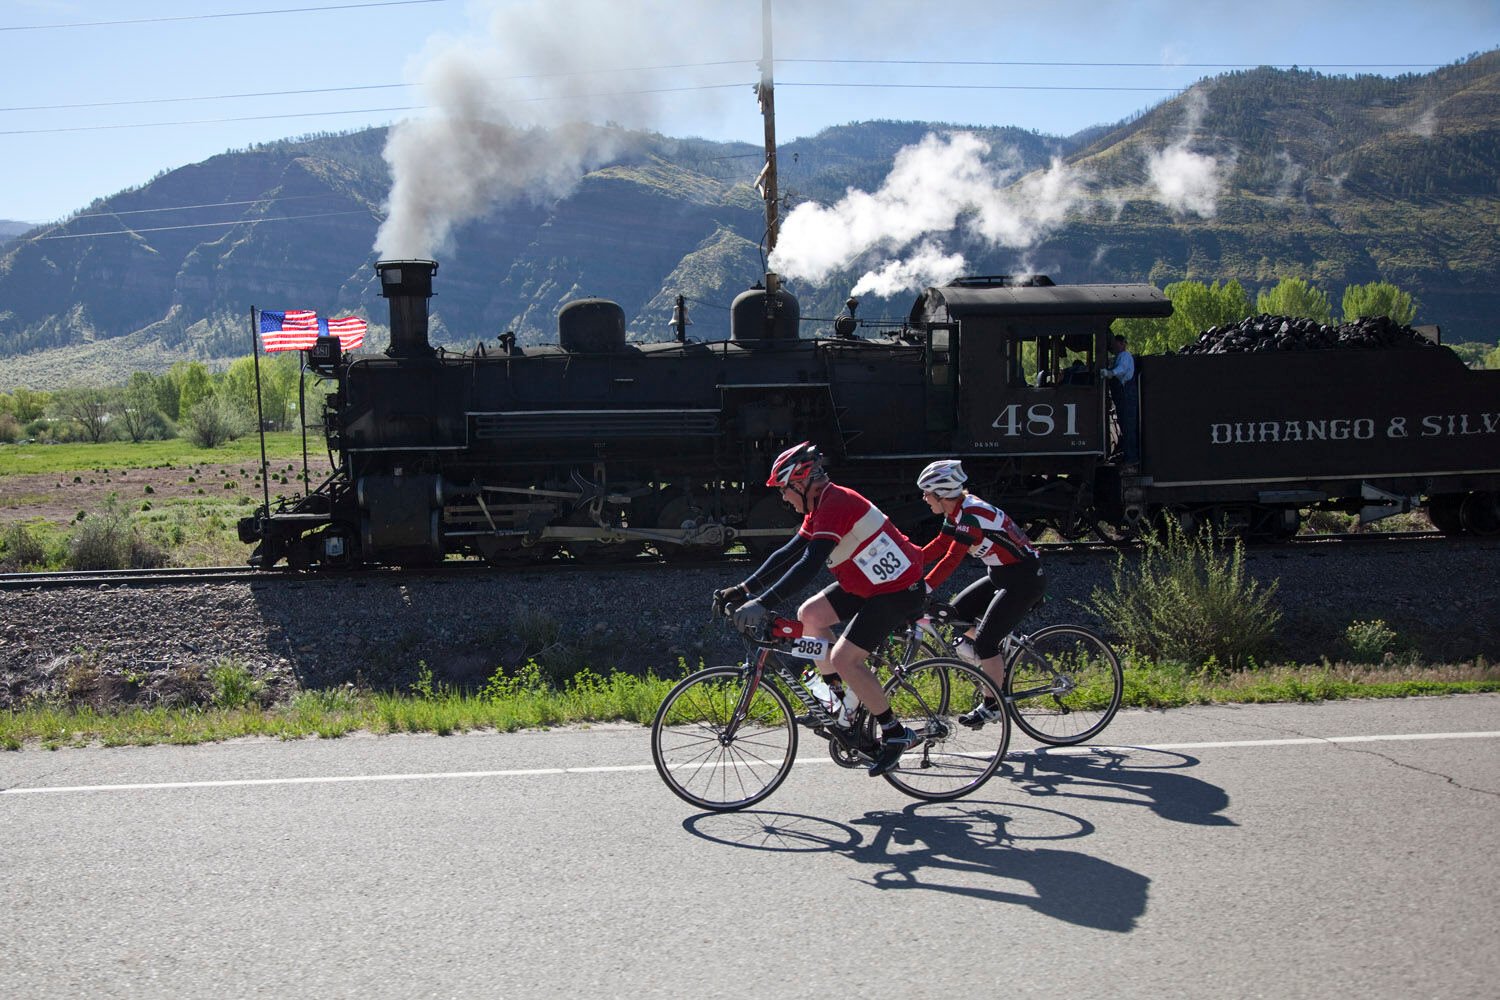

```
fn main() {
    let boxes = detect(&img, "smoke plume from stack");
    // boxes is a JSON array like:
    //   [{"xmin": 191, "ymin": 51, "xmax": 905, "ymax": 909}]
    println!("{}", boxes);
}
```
[{"xmin": 375, "ymin": 0, "xmax": 742, "ymax": 260}]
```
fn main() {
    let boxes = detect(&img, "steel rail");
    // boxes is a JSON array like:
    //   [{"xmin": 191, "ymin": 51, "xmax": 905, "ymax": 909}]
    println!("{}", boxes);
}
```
[{"xmin": 0, "ymin": 531, "xmax": 1464, "ymax": 591}]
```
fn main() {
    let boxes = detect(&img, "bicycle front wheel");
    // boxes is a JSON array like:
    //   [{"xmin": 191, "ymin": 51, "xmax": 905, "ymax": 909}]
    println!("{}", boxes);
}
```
[
  {"xmin": 880, "ymin": 657, "xmax": 1009, "ymax": 802},
  {"xmin": 651, "ymin": 666, "xmax": 798, "ymax": 812},
  {"xmin": 1007, "ymin": 624, "xmax": 1123, "ymax": 745}
]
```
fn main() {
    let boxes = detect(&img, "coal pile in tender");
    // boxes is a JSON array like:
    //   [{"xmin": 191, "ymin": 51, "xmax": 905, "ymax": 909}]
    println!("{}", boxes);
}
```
[{"xmin": 1177, "ymin": 314, "xmax": 1438, "ymax": 354}]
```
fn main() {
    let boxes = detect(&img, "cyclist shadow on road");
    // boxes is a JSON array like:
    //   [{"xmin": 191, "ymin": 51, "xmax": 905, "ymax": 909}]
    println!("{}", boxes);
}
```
[
  {"xmin": 685, "ymin": 801, "xmax": 1148, "ymax": 933},
  {"xmin": 1005, "ymin": 746, "xmax": 1235, "ymax": 827}
]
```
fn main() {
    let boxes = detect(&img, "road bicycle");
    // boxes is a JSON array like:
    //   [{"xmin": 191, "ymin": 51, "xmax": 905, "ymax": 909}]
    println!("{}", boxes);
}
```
[
  {"xmin": 873, "ymin": 601, "xmax": 1124, "ymax": 746},
  {"xmin": 650, "ymin": 613, "xmax": 1010, "ymax": 812}
]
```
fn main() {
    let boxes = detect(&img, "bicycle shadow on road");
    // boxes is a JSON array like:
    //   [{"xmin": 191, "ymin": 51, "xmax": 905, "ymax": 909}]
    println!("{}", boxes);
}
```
[
  {"xmin": 684, "ymin": 801, "xmax": 1148, "ymax": 932},
  {"xmin": 1003, "ymin": 745, "xmax": 1235, "ymax": 827}
]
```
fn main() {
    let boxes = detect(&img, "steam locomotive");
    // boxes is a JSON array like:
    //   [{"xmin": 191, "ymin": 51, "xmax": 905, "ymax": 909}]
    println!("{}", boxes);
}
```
[{"xmin": 238, "ymin": 259, "xmax": 1500, "ymax": 570}]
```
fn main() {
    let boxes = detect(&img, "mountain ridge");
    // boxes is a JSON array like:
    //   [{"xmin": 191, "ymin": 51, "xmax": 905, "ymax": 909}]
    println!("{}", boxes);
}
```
[{"xmin": 2, "ymin": 51, "xmax": 1496, "ymax": 390}]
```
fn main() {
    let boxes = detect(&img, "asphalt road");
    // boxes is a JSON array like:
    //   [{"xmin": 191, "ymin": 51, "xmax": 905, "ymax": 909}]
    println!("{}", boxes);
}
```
[{"xmin": 3, "ymin": 695, "xmax": 1498, "ymax": 1000}]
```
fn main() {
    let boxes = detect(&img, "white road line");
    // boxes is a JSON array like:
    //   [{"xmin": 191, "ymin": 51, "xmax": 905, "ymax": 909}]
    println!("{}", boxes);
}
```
[{"xmin": 2, "ymin": 730, "xmax": 1497, "ymax": 796}]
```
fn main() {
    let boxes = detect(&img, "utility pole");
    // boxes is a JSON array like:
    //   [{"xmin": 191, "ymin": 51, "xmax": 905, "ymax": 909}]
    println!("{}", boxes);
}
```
[{"xmin": 756, "ymin": 0, "xmax": 779, "ymax": 256}]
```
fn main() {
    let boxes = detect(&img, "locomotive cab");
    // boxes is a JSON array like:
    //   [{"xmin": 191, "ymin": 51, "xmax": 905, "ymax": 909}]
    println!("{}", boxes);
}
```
[{"xmin": 909, "ymin": 278, "xmax": 1172, "ymax": 456}]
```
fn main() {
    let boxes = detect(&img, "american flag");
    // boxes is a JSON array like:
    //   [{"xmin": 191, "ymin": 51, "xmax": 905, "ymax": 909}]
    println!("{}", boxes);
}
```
[
  {"xmin": 323, "ymin": 315, "xmax": 367, "ymax": 350},
  {"xmin": 259, "ymin": 309, "xmax": 319, "ymax": 352}
]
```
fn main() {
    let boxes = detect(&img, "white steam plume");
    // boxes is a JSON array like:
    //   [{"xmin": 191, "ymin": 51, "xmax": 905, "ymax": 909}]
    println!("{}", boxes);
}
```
[
  {"xmin": 851, "ymin": 241, "xmax": 968, "ymax": 298},
  {"xmin": 773, "ymin": 87, "xmax": 1232, "ymax": 295},
  {"xmin": 770, "ymin": 132, "xmax": 1090, "ymax": 297},
  {"xmin": 1143, "ymin": 87, "xmax": 1225, "ymax": 217},
  {"xmin": 1145, "ymin": 145, "xmax": 1222, "ymax": 216},
  {"xmin": 376, "ymin": 0, "xmax": 742, "ymax": 260}
]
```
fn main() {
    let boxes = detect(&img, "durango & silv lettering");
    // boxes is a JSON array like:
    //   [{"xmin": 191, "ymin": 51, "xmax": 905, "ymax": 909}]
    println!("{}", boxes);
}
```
[{"xmin": 1209, "ymin": 412, "xmax": 1500, "ymax": 445}]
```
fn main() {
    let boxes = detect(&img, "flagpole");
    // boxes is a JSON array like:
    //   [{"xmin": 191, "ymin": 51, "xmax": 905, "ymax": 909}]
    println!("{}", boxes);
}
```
[
  {"xmin": 298, "ymin": 351, "xmax": 310, "ymax": 499},
  {"xmin": 251, "ymin": 306, "xmax": 271, "ymax": 516}
]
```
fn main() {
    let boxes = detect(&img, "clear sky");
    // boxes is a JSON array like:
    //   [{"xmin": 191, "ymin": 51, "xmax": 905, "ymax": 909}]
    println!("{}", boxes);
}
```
[{"xmin": 2, "ymin": 0, "xmax": 1496, "ymax": 226}]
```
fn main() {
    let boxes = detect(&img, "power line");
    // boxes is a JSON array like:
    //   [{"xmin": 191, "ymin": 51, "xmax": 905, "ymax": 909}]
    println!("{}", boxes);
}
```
[
  {"xmin": 784, "ymin": 81, "xmax": 1184, "ymax": 93},
  {"xmin": 0, "ymin": 107, "xmax": 422, "ymax": 136},
  {"xmin": 1, "ymin": 84, "xmax": 410, "ymax": 114},
  {"xmin": 0, "ymin": 82, "xmax": 754, "ymax": 136},
  {"xmin": 0, "ymin": 0, "xmax": 451, "ymax": 31},
  {"xmin": 2, "ymin": 56, "xmax": 1450, "ymax": 115},
  {"xmin": 67, "ymin": 195, "xmax": 343, "ymax": 220},
  {"xmin": 0, "ymin": 62, "xmax": 753, "ymax": 113},
  {"xmin": 780, "ymin": 58, "xmax": 1445, "ymax": 69},
  {"xmin": 28, "ymin": 210, "xmax": 376, "ymax": 241}
]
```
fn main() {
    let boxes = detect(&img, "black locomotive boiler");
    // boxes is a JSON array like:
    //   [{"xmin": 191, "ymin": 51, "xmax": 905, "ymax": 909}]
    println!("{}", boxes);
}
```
[{"xmin": 239, "ymin": 259, "xmax": 1500, "ymax": 570}]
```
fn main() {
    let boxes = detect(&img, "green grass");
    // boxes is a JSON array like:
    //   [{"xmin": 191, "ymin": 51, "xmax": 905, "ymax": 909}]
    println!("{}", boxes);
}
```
[
  {"xmin": 2, "ymin": 658, "xmax": 1495, "ymax": 750},
  {"xmin": 0, "ymin": 432, "xmax": 324, "ymax": 476}
]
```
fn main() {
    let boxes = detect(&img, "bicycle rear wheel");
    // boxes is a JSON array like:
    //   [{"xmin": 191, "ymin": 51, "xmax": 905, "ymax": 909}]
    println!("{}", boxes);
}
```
[
  {"xmin": 879, "ymin": 657, "xmax": 1009, "ymax": 801},
  {"xmin": 651, "ymin": 666, "xmax": 798, "ymax": 811},
  {"xmin": 1006, "ymin": 624, "xmax": 1123, "ymax": 745}
]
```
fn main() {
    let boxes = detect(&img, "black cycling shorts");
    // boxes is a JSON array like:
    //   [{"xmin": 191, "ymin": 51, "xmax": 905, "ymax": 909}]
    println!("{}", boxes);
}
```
[
  {"xmin": 817, "ymin": 581, "xmax": 925, "ymax": 652},
  {"xmin": 952, "ymin": 557, "xmax": 1046, "ymax": 659}
]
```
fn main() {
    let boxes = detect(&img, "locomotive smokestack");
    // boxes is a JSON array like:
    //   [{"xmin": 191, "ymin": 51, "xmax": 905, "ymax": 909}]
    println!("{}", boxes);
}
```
[{"xmin": 376, "ymin": 259, "xmax": 438, "ymax": 358}]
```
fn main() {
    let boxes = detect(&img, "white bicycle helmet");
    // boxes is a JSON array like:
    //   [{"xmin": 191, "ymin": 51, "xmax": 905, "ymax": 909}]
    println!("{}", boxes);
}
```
[{"xmin": 917, "ymin": 459, "xmax": 967, "ymax": 498}]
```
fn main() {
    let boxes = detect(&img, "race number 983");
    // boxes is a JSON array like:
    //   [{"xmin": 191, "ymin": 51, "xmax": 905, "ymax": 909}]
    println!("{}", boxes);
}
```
[{"xmin": 854, "ymin": 534, "xmax": 912, "ymax": 586}]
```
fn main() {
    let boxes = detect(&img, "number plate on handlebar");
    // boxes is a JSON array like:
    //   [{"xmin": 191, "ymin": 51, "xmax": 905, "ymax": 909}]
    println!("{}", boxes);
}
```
[
  {"xmin": 783, "ymin": 636, "xmax": 831, "ymax": 660},
  {"xmin": 768, "ymin": 618, "xmax": 830, "ymax": 659}
]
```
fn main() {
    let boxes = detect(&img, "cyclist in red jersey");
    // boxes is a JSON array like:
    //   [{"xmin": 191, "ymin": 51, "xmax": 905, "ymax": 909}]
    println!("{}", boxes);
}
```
[
  {"xmin": 713, "ymin": 441, "xmax": 924, "ymax": 776},
  {"xmin": 916, "ymin": 459, "xmax": 1046, "ymax": 729}
]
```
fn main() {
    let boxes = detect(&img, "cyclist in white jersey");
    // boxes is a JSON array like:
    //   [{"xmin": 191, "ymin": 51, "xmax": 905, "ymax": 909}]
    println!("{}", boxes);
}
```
[{"xmin": 916, "ymin": 459, "xmax": 1046, "ymax": 728}]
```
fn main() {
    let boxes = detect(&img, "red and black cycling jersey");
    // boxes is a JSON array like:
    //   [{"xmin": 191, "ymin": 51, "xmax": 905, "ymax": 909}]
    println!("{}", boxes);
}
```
[
  {"xmin": 800, "ymin": 483, "xmax": 924, "ymax": 597},
  {"xmin": 743, "ymin": 483, "xmax": 924, "ymax": 604},
  {"xmin": 920, "ymin": 493, "xmax": 1039, "ymax": 590}
]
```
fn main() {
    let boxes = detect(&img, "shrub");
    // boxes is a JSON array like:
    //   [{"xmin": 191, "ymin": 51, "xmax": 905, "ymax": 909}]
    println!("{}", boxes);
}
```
[
  {"xmin": 210, "ymin": 658, "xmax": 264, "ymax": 710},
  {"xmin": 182, "ymin": 397, "xmax": 249, "ymax": 448},
  {"xmin": 1345, "ymin": 619, "xmax": 1397, "ymax": 663},
  {"xmin": 1, "ymin": 523, "xmax": 46, "ymax": 569},
  {"xmin": 0, "ymin": 412, "xmax": 21, "ymax": 443},
  {"xmin": 66, "ymin": 508, "xmax": 169, "ymax": 570},
  {"xmin": 68, "ymin": 512, "xmax": 134, "ymax": 570},
  {"xmin": 1088, "ymin": 518, "xmax": 1282, "ymax": 672}
]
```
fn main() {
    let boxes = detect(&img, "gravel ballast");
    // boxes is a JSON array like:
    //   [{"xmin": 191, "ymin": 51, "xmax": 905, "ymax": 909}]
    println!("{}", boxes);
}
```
[{"xmin": 2, "ymin": 539, "xmax": 1496, "ymax": 709}]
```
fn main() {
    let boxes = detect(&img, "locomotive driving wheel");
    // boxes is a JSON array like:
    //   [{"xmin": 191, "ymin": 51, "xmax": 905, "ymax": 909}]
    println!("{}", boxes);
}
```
[
  {"xmin": 652, "ymin": 493, "xmax": 729, "ymax": 561},
  {"xmin": 743, "ymin": 494, "xmax": 800, "ymax": 560},
  {"xmin": 475, "ymin": 535, "xmax": 556, "ymax": 565},
  {"xmin": 562, "ymin": 506, "xmax": 646, "ymax": 563}
]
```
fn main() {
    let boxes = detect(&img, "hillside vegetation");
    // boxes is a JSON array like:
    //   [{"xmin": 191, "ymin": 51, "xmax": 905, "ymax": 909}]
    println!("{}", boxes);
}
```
[{"xmin": 1, "ymin": 51, "xmax": 1497, "ymax": 389}]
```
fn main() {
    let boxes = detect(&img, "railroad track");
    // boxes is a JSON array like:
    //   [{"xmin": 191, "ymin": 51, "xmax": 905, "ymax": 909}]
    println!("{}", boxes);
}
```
[
  {"xmin": 0, "ymin": 565, "xmax": 273, "ymax": 592},
  {"xmin": 0, "ymin": 530, "xmax": 1461, "ymax": 591}
]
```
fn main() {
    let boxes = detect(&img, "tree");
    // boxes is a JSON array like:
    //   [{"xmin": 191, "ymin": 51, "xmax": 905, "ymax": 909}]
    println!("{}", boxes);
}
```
[
  {"xmin": 260, "ymin": 353, "xmax": 303, "ymax": 431},
  {"xmin": 1165, "ymin": 279, "xmax": 1251, "ymax": 350},
  {"xmin": 174, "ymin": 361, "xmax": 214, "ymax": 418},
  {"xmin": 1341, "ymin": 281, "xmax": 1417, "ymax": 325},
  {"xmin": 153, "ymin": 368, "xmax": 182, "ymax": 421},
  {"xmin": 118, "ymin": 372, "xmax": 168, "ymax": 442},
  {"xmin": 212, "ymin": 353, "xmax": 303, "ymax": 430},
  {"xmin": 1256, "ymin": 277, "xmax": 1333, "ymax": 324},
  {"xmin": 50, "ymin": 387, "xmax": 118, "ymax": 443},
  {"xmin": 10, "ymin": 387, "xmax": 50, "ymax": 423},
  {"xmin": 218, "ymin": 356, "xmax": 261, "ymax": 428},
  {"xmin": 1112, "ymin": 279, "xmax": 1251, "ymax": 355},
  {"xmin": 1485, "ymin": 345, "xmax": 1500, "ymax": 370}
]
